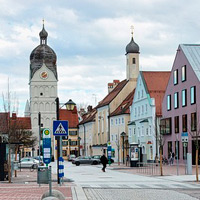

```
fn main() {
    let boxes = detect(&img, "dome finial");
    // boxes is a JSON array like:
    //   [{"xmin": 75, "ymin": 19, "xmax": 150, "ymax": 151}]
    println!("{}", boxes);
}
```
[
  {"xmin": 131, "ymin": 25, "xmax": 134, "ymax": 39},
  {"xmin": 39, "ymin": 19, "xmax": 48, "ymax": 45},
  {"xmin": 125, "ymin": 25, "xmax": 139, "ymax": 54}
]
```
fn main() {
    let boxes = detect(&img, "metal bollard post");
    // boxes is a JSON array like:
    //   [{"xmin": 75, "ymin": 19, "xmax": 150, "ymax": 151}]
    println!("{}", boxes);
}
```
[{"xmin": 49, "ymin": 166, "xmax": 52, "ymax": 196}]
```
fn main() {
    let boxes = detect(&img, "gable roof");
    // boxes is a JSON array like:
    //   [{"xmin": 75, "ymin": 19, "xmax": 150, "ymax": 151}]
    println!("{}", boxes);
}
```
[
  {"xmin": 59, "ymin": 107, "xmax": 79, "ymax": 128},
  {"xmin": 180, "ymin": 44, "xmax": 200, "ymax": 81},
  {"xmin": 79, "ymin": 109, "xmax": 97, "ymax": 125},
  {"xmin": 142, "ymin": 71, "xmax": 170, "ymax": 116},
  {"xmin": 110, "ymin": 88, "xmax": 135, "ymax": 117},
  {"xmin": 96, "ymin": 79, "xmax": 128, "ymax": 108}
]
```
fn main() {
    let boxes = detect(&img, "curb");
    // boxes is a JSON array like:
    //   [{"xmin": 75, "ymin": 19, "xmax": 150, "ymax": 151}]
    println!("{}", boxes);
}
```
[{"xmin": 71, "ymin": 186, "xmax": 87, "ymax": 200}]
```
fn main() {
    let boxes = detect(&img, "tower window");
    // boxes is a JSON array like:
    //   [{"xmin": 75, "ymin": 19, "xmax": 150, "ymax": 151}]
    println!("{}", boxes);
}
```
[
  {"xmin": 40, "ymin": 93, "xmax": 43, "ymax": 96},
  {"xmin": 132, "ymin": 58, "xmax": 136, "ymax": 64}
]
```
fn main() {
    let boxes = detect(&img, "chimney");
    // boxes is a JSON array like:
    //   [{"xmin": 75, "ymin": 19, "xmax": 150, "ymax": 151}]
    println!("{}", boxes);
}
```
[
  {"xmin": 87, "ymin": 105, "xmax": 93, "ymax": 112},
  {"xmin": 108, "ymin": 80, "xmax": 120, "ymax": 93},
  {"xmin": 12, "ymin": 113, "xmax": 17, "ymax": 120}
]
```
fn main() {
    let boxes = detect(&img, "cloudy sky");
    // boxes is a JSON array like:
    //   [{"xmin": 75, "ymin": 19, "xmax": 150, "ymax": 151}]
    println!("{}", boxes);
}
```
[{"xmin": 0, "ymin": 0, "xmax": 200, "ymax": 116}]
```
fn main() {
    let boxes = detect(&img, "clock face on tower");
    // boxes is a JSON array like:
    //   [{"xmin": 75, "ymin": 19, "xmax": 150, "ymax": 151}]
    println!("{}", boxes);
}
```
[{"xmin": 40, "ymin": 71, "xmax": 48, "ymax": 79}]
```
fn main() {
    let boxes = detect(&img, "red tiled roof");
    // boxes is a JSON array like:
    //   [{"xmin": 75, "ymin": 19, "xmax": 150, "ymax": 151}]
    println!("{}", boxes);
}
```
[
  {"xmin": 14, "ymin": 117, "xmax": 31, "ymax": 129},
  {"xmin": 96, "ymin": 79, "xmax": 128, "ymax": 108},
  {"xmin": 79, "ymin": 109, "xmax": 97, "ymax": 125},
  {"xmin": 142, "ymin": 71, "xmax": 170, "ymax": 116},
  {"xmin": 59, "ymin": 107, "xmax": 79, "ymax": 128},
  {"xmin": 110, "ymin": 89, "xmax": 135, "ymax": 117},
  {"xmin": 0, "ymin": 113, "xmax": 31, "ymax": 132}
]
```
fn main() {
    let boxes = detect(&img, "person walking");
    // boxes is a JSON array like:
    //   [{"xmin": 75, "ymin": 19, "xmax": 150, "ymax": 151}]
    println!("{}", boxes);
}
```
[
  {"xmin": 172, "ymin": 152, "xmax": 175, "ymax": 165},
  {"xmin": 100, "ymin": 154, "xmax": 108, "ymax": 172},
  {"xmin": 169, "ymin": 152, "xmax": 172, "ymax": 165},
  {"xmin": 126, "ymin": 155, "xmax": 130, "ymax": 166}
]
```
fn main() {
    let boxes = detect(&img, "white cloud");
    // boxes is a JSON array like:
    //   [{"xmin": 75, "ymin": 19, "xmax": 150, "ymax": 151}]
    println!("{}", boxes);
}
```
[{"xmin": 0, "ymin": 0, "xmax": 199, "ymax": 115}]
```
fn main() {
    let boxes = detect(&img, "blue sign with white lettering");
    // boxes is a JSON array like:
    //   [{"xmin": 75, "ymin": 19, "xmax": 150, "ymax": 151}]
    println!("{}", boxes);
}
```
[
  {"xmin": 43, "ymin": 138, "xmax": 51, "ymax": 164},
  {"xmin": 43, "ymin": 129, "xmax": 51, "ymax": 164},
  {"xmin": 53, "ymin": 120, "xmax": 69, "ymax": 136}
]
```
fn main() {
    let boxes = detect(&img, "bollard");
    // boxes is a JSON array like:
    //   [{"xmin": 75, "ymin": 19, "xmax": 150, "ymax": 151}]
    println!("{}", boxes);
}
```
[{"xmin": 49, "ymin": 166, "xmax": 52, "ymax": 196}]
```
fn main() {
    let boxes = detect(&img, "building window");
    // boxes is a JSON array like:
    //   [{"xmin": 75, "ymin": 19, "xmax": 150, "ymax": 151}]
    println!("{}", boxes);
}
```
[
  {"xmin": 69, "ymin": 131, "xmax": 77, "ymax": 136},
  {"xmin": 111, "ymin": 119, "xmax": 113, "ymax": 126},
  {"xmin": 141, "ymin": 105, "xmax": 144, "ymax": 115},
  {"xmin": 173, "ymin": 69, "xmax": 178, "ymax": 85},
  {"xmin": 174, "ymin": 92, "xmax": 179, "ymax": 109},
  {"xmin": 141, "ymin": 90, "xmax": 144, "ymax": 98},
  {"xmin": 118, "ymin": 118, "xmax": 121, "ymax": 124},
  {"xmin": 174, "ymin": 116, "xmax": 179, "ymax": 133},
  {"xmin": 111, "ymin": 135, "xmax": 114, "ymax": 141},
  {"xmin": 145, "ymin": 104, "xmax": 148, "ymax": 113},
  {"xmin": 134, "ymin": 128, "xmax": 136, "ymax": 135},
  {"xmin": 182, "ymin": 114, "xmax": 187, "ymax": 132},
  {"xmin": 71, "ymin": 141, "xmax": 77, "ymax": 146},
  {"xmin": 115, "ymin": 119, "xmax": 118, "ymax": 125},
  {"xmin": 138, "ymin": 107, "xmax": 140, "ymax": 116},
  {"xmin": 138, "ymin": 127, "xmax": 140, "ymax": 137},
  {"xmin": 149, "ymin": 125, "xmax": 151, "ymax": 135},
  {"xmin": 138, "ymin": 91, "xmax": 140, "ymax": 99},
  {"xmin": 160, "ymin": 118, "xmax": 172, "ymax": 135},
  {"xmin": 190, "ymin": 86, "xmax": 196, "ymax": 105},
  {"xmin": 167, "ymin": 95, "xmax": 171, "ymax": 111},
  {"xmin": 182, "ymin": 65, "xmax": 186, "ymax": 82},
  {"xmin": 141, "ymin": 126, "xmax": 144, "ymax": 136},
  {"xmin": 182, "ymin": 89, "xmax": 187, "ymax": 107},
  {"xmin": 191, "ymin": 112, "xmax": 197, "ymax": 131},
  {"xmin": 115, "ymin": 135, "xmax": 118, "ymax": 141},
  {"xmin": 146, "ymin": 128, "xmax": 148, "ymax": 135},
  {"xmin": 135, "ymin": 107, "xmax": 137, "ymax": 117},
  {"xmin": 122, "ymin": 117, "xmax": 124, "ymax": 124},
  {"xmin": 132, "ymin": 57, "xmax": 136, "ymax": 64}
]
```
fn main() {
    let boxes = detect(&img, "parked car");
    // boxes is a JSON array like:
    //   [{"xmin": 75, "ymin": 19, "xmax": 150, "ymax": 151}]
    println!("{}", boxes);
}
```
[
  {"xmin": 91, "ymin": 155, "xmax": 114, "ymax": 163},
  {"xmin": 72, "ymin": 156, "xmax": 100, "ymax": 166},
  {"xmin": 68, "ymin": 154, "xmax": 76, "ymax": 161},
  {"xmin": 18, "ymin": 157, "xmax": 39, "ymax": 168}
]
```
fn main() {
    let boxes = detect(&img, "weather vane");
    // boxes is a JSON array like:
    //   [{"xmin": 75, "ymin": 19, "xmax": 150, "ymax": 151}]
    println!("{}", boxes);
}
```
[{"xmin": 131, "ymin": 25, "xmax": 134, "ymax": 38}]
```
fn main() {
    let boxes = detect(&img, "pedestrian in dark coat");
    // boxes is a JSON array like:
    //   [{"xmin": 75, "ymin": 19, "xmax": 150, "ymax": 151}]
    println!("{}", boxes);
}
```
[{"xmin": 100, "ymin": 154, "xmax": 108, "ymax": 172}]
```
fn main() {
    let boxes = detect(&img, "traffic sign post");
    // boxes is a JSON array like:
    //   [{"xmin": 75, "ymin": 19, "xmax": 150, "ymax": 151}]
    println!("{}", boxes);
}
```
[
  {"xmin": 53, "ymin": 121, "xmax": 69, "ymax": 136},
  {"xmin": 53, "ymin": 120, "xmax": 68, "ymax": 184},
  {"xmin": 181, "ymin": 132, "xmax": 188, "ymax": 175},
  {"xmin": 43, "ymin": 128, "xmax": 51, "ymax": 165}
]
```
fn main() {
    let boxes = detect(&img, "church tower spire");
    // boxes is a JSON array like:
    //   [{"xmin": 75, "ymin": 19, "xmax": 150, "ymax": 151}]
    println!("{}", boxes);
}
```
[{"xmin": 125, "ymin": 26, "xmax": 140, "ymax": 81}]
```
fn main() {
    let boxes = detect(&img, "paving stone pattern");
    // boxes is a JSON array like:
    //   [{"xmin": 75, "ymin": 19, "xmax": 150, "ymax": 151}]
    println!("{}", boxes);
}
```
[{"xmin": 84, "ymin": 188, "xmax": 198, "ymax": 200}]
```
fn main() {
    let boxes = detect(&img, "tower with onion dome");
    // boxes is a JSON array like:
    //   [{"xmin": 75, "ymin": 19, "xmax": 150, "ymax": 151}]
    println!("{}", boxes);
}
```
[
  {"xmin": 125, "ymin": 26, "xmax": 140, "ymax": 81},
  {"xmin": 29, "ymin": 23, "xmax": 58, "ymax": 156}
]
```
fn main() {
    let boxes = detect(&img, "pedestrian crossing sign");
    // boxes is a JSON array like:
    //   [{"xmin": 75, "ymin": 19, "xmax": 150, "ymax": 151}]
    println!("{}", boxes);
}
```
[{"xmin": 53, "ymin": 120, "xmax": 68, "ymax": 136}]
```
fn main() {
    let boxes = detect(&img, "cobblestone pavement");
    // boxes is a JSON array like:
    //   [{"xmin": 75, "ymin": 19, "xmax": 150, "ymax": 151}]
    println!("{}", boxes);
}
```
[
  {"xmin": 0, "ymin": 169, "xmax": 73, "ymax": 200},
  {"xmin": 84, "ymin": 188, "xmax": 199, "ymax": 200}
]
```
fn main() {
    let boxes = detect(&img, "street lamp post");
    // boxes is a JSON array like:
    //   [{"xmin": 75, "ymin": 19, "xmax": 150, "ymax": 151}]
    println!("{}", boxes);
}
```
[
  {"xmin": 121, "ymin": 132, "xmax": 126, "ymax": 164},
  {"xmin": 55, "ymin": 97, "xmax": 61, "ymax": 184},
  {"xmin": 78, "ymin": 137, "xmax": 81, "ymax": 156},
  {"xmin": 68, "ymin": 139, "xmax": 71, "ymax": 156}
]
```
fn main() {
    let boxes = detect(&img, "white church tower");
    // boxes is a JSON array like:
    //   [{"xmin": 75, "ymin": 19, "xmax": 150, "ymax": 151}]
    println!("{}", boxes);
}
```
[
  {"xmin": 29, "ymin": 23, "xmax": 58, "ymax": 156},
  {"xmin": 125, "ymin": 26, "xmax": 140, "ymax": 81}
]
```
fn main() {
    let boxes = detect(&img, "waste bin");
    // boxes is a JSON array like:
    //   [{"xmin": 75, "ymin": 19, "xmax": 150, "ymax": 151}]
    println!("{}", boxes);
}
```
[{"xmin": 37, "ymin": 166, "xmax": 49, "ymax": 184}]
